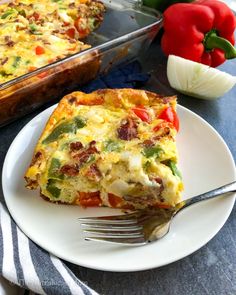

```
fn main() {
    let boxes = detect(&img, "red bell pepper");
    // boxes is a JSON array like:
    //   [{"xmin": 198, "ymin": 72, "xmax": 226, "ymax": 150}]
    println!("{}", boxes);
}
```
[
  {"xmin": 132, "ymin": 105, "xmax": 150, "ymax": 123},
  {"xmin": 65, "ymin": 28, "xmax": 76, "ymax": 39},
  {"xmin": 108, "ymin": 193, "xmax": 122, "ymax": 208},
  {"xmin": 74, "ymin": 17, "xmax": 90, "ymax": 39},
  {"xmin": 161, "ymin": 0, "xmax": 236, "ymax": 67},
  {"xmin": 32, "ymin": 12, "xmax": 40, "ymax": 21},
  {"xmin": 157, "ymin": 107, "xmax": 179, "ymax": 131},
  {"xmin": 78, "ymin": 192, "xmax": 102, "ymax": 207},
  {"xmin": 35, "ymin": 45, "xmax": 45, "ymax": 55}
]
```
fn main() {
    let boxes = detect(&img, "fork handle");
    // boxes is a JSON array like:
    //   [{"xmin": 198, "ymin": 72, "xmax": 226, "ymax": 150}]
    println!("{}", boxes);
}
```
[{"xmin": 180, "ymin": 181, "xmax": 236, "ymax": 210}]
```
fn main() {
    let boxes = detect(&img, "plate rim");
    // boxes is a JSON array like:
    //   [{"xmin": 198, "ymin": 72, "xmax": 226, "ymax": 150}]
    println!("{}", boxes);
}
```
[{"xmin": 2, "ymin": 104, "xmax": 236, "ymax": 272}]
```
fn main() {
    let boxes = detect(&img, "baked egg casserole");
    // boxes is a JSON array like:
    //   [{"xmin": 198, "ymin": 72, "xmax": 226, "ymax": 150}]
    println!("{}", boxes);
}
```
[
  {"xmin": 25, "ymin": 89, "xmax": 183, "ymax": 210},
  {"xmin": 0, "ymin": 0, "xmax": 105, "ymax": 84}
]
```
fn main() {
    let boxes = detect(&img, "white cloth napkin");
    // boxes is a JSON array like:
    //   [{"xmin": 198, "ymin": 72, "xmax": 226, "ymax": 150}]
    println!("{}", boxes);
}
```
[{"xmin": 0, "ymin": 203, "xmax": 98, "ymax": 295}]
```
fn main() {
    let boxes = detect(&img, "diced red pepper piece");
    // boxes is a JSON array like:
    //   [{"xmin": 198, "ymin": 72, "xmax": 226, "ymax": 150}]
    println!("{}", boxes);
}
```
[
  {"xmin": 108, "ymin": 193, "xmax": 122, "ymax": 208},
  {"xmin": 132, "ymin": 105, "xmax": 150, "ymax": 123},
  {"xmin": 158, "ymin": 107, "xmax": 179, "ymax": 131},
  {"xmin": 32, "ymin": 12, "xmax": 40, "ymax": 21},
  {"xmin": 79, "ymin": 192, "xmax": 102, "ymax": 207},
  {"xmin": 28, "ymin": 66, "xmax": 37, "ymax": 72},
  {"xmin": 35, "ymin": 46, "xmax": 45, "ymax": 55},
  {"xmin": 65, "ymin": 28, "xmax": 76, "ymax": 39},
  {"xmin": 63, "ymin": 21, "xmax": 70, "ymax": 27},
  {"xmin": 74, "ymin": 17, "xmax": 90, "ymax": 39}
]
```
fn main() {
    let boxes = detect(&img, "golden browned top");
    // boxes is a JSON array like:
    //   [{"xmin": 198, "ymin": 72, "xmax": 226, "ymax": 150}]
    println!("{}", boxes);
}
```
[
  {"xmin": 0, "ymin": 0, "xmax": 105, "ymax": 84},
  {"xmin": 42, "ymin": 88, "xmax": 177, "ymax": 136},
  {"xmin": 25, "ymin": 89, "xmax": 182, "ymax": 208},
  {"xmin": 25, "ymin": 88, "xmax": 177, "ymax": 184}
]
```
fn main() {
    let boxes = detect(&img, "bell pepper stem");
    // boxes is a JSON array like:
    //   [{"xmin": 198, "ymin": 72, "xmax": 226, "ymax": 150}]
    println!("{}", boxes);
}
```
[{"xmin": 204, "ymin": 30, "xmax": 236, "ymax": 60}]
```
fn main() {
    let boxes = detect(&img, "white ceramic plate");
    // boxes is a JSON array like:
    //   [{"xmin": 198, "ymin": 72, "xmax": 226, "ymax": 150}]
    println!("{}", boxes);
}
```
[{"xmin": 2, "ymin": 105, "xmax": 236, "ymax": 272}]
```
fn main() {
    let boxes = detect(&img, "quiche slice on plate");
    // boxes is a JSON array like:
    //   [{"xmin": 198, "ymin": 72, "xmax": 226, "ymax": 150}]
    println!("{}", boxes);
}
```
[{"xmin": 25, "ymin": 89, "xmax": 183, "ymax": 210}]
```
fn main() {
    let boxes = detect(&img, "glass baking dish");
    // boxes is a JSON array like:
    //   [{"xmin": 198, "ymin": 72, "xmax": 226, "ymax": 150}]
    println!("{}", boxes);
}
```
[{"xmin": 0, "ymin": 0, "xmax": 162, "ymax": 127}]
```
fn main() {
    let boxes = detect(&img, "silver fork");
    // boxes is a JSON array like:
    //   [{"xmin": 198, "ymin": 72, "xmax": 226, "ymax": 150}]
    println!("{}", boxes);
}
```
[{"xmin": 78, "ymin": 181, "xmax": 236, "ymax": 246}]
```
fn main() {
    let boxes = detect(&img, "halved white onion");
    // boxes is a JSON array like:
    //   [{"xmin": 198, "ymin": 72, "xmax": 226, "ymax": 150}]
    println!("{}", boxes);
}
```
[{"xmin": 167, "ymin": 55, "xmax": 236, "ymax": 100}]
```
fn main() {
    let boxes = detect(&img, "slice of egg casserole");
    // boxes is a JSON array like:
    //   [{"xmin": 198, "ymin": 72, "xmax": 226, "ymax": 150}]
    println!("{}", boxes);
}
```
[
  {"xmin": 25, "ymin": 89, "xmax": 184, "ymax": 210},
  {"xmin": 0, "ymin": 0, "xmax": 105, "ymax": 84}
]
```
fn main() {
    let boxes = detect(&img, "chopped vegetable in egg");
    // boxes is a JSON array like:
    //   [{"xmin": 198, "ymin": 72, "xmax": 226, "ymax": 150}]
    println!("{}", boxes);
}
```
[
  {"xmin": 25, "ymin": 89, "xmax": 183, "ymax": 209},
  {"xmin": 0, "ymin": 0, "xmax": 105, "ymax": 84}
]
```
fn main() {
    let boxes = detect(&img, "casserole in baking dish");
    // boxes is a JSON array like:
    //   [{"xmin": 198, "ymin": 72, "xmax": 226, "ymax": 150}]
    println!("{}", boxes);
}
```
[
  {"xmin": 0, "ymin": 0, "xmax": 162, "ymax": 127},
  {"xmin": 0, "ymin": 0, "xmax": 105, "ymax": 83}
]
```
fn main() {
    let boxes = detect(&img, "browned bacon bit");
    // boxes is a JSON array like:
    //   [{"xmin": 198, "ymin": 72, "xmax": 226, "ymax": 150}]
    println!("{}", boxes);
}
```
[
  {"xmin": 1, "ymin": 57, "xmax": 8, "ymax": 65},
  {"xmin": 36, "ymin": 19, "xmax": 44, "ymax": 26},
  {"xmin": 25, "ymin": 177, "xmax": 38, "ymax": 189},
  {"xmin": 142, "ymin": 139, "xmax": 155, "ymax": 148},
  {"xmin": 88, "ymin": 140, "xmax": 98, "ymax": 153},
  {"xmin": 72, "ymin": 141, "xmax": 99, "ymax": 166},
  {"xmin": 68, "ymin": 96, "xmax": 76, "ymax": 104},
  {"xmin": 4, "ymin": 36, "xmax": 15, "ymax": 47},
  {"xmin": 85, "ymin": 163, "xmax": 102, "ymax": 182},
  {"xmin": 79, "ymin": 141, "xmax": 99, "ymax": 155},
  {"xmin": 31, "ymin": 151, "xmax": 42, "ymax": 165},
  {"xmin": 117, "ymin": 117, "xmax": 138, "ymax": 141},
  {"xmin": 154, "ymin": 127, "xmax": 171, "ymax": 141},
  {"xmin": 69, "ymin": 39, "xmax": 76, "ymax": 44},
  {"xmin": 161, "ymin": 126, "xmax": 171, "ymax": 136},
  {"xmin": 124, "ymin": 194, "xmax": 155, "ymax": 205},
  {"xmin": 89, "ymin": 140, "xmax": 96, "ymax": 146},
  {"xmin": 42, "ymin": 40, "xmax": 51, "ymax": 45},
  {"xmin": 69, "ymin": 2, "xmax": 75, "ymax": 8},
  {"xmin": 154, "ymin": 177, "xmax": 164, "ymax": 193},
  {"xmin": 60, "ymin": 164, "xmax": 79, "ymax": 176},
  {"xmin": 73, "ymin": 151, "xmax": 91, "ymax": 165},
  {"xmin": 70, "ymin": 141, "xmax": 83, "ymax": 152}
]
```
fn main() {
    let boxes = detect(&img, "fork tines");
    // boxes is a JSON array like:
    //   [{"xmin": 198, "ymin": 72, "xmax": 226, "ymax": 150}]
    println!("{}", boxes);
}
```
[{"xmin": 79, "ymin": 215, "xmax": 147, "ymax": 245}]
